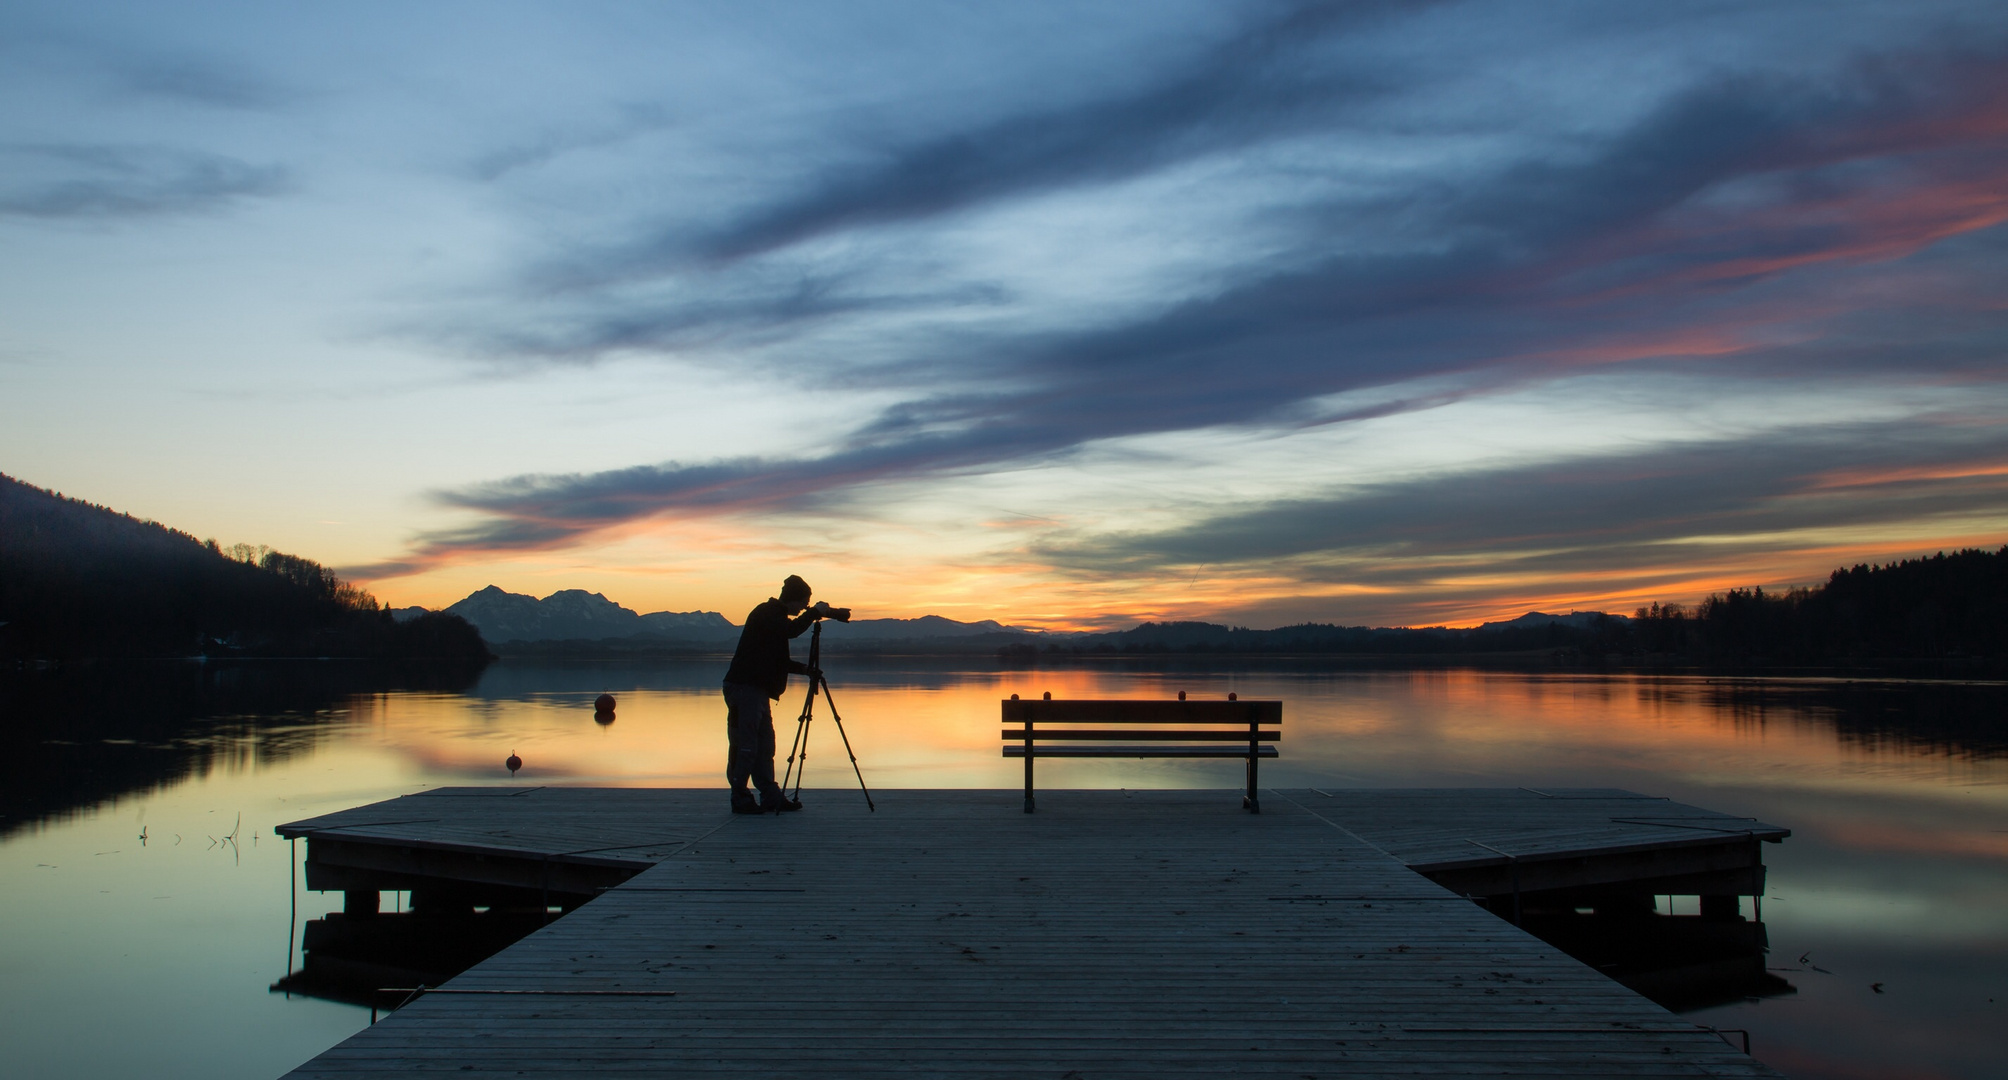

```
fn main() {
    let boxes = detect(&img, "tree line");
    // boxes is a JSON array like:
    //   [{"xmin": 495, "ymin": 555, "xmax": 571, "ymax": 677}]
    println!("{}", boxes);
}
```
[
  {"xmin": 1625, "ymin": 546, "xmax": 2008, "ymax": 663},
  {"xmin": 0, "ymin": 473, "xmax": 488, "ymax": 661},
  {"xmin": 1000, "ymin": 619, "xmax": 1606, "ymax": 659},
  {"xmin": 1003, "ymin": 546, "xmax": 2008, "ymax": 666}
]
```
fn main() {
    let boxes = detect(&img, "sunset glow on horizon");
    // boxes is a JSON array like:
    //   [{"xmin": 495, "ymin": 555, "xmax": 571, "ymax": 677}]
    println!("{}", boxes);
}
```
[{"xmin": 4, "ymin": 2, "xmax": 2006, "ymax": 629}]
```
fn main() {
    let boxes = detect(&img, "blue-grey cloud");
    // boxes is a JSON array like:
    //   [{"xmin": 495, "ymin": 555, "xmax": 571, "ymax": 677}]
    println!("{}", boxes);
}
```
[
  {"xmin": 1032, "ymin": 422, "xmax": 2008, "ymax": 578},
  {"xmin": 776, "ymin": 49, "xmax": 2008, "ymax": 461},
  {"xmin": 0, "ymin": 143, "xmax": 288, "ymax": 219},
  {"xmin": 409, "ymin": 424, "xmax": 1071, "ymax": 559},
  {"xmin": 1041, "ymin": 420, "xmax": 2008, "ymax": 628},
  {"xmin": 441, "ymin": 270, "xmax": 1014, "ymax": 366},
  {"xmin": 673, "ymin": 0, "xmax": 1429, "ymax": 265},
  {"xmin": 470, "ymin": 102, "xmax": 677, "ymax": 183},
  {"xmin": 118, "ymin": 56, "xmax": 296, "ymax": 110},
  {"xmin": 384, "ymin": 21, "xmax": 2008, "ymax": 574},
  {"xmin": 501, "ymin": 35, "xmax": 2008, "ymax": 377}
]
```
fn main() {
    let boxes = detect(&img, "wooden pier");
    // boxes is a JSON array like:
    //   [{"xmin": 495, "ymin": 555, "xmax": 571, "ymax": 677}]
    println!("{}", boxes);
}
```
[{"xmin": 277, "ymin": 787, "xmax": 1786, "ymax": 1078}]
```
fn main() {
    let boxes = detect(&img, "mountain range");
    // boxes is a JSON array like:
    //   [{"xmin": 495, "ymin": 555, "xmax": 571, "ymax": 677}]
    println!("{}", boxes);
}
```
[
  {"xmin": 1469, "ymin": 610, "xmax": 1625, "ymax": 633},
  {"xmin": 433, "ymin": 586, "xmax": 1033, "ymax": 647},
  {"xmin": 437, "ymin": 586, "xmax": 737, "ymax": 644},
  {"xmin": 419, "ymin": 585, "xmax": 1623, "ymax": 653}
]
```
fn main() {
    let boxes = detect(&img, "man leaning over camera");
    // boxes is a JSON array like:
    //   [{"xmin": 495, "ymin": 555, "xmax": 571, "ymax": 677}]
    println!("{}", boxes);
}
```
[{"xmin": 722, "ymin": 575, "xmax": 846, "ymax": 814}]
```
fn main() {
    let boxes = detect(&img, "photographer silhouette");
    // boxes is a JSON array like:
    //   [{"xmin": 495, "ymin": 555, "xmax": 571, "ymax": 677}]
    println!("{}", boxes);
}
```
[{"xmin": 722, "ymin": 575, "xmax": 822, "ymax": 813}]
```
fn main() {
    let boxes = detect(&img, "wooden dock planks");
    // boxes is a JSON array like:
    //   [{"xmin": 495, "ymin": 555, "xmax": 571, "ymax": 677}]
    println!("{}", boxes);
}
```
[
  {"xmin": 1291, "ymin": 787, "xmax": 1787, "ymax": 870},
  {"xmin": 280, "ymin": 789, "xmax": 1777, "ymax": 1078},
  {"xmin": 279, "ymin": 787, "xmax": 731, "ymax": 868},
  {"xmin": 1289, "ymin": 787, "xmax": 1786, "ymax": 900}
]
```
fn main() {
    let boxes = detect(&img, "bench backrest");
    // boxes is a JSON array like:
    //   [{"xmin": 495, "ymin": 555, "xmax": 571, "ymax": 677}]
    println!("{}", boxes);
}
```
[{"xmin": 1002, "ymin": 698, "xmax": 1281, "ymax": 741}]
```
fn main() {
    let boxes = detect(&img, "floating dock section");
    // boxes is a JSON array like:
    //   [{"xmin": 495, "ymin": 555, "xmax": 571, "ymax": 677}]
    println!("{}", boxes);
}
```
[{"xmin": 277, "ymin": 787, "xmax": 1786, "ymax": 1078}]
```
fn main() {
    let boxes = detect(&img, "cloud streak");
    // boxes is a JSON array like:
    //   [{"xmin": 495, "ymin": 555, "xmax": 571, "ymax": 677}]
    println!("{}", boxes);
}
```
[
  {"xmin": 679, "ymin": 0, "xmax": 1425, "ymax": 264},
  {"xmin": 359, "ymin": 11, "xmax": 2008, "ymax": 612},
  {"xmin": 0, "ymin": 143, "xmax": 287, "ymax": 219},
  {"xmin": 117, "ymin": 56, "xmax": 296, "ymax": 111},
  {"xmin": 1022, "ymin": 418, "xmax": 2008, "ymax": 627},
  {"xmin": 1033, "ymin": 422, "xmax": 2008, "ymax": 575}
]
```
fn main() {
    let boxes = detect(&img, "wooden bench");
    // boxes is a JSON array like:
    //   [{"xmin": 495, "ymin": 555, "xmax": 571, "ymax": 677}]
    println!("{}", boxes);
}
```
[{"xmin": 1002, "ymin": 694, "xmax": 1281, "ymax": 814}]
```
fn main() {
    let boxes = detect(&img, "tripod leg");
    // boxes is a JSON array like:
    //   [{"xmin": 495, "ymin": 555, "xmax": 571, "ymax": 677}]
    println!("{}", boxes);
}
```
[
  {"xmin": 782, "ymin": 719, "xmax": 801, "ymax": 795},
  {"xmin": 817, "ymin": 677, "xmax": 874, "ymax": 811},
  {"xmin": 783, "ymin": 691, "xmax": 814, "ymax": 797}
]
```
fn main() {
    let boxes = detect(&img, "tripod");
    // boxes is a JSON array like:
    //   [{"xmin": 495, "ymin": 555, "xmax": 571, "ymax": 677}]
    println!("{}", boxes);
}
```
[{"xmin": 781, "ymin": 619, "xmax": 874, "ymax": 810}]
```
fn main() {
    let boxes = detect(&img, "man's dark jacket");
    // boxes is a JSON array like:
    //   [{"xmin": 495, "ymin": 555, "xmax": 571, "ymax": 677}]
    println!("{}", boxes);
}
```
[{"xmin": 723, "ymin": 598, "xmax": 817, "ymax": 699}]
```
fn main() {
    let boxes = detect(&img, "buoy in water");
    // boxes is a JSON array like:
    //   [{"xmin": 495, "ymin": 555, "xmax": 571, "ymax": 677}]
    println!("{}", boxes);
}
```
[
  {"xmin": 506, "ymin": 751, "xmax": 522, "ymax": 776},
  {"xmin": 594, "ymin": 693, "xmax": 616, "ymax": 714},
  {"xmin": 594, "ymin": 710, "xmax": 615, "ymax": 727}
]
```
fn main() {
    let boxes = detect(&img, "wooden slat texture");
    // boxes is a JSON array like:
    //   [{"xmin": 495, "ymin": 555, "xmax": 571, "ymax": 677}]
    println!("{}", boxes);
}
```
[
  {"xmin": 1001, "ymin": 699, "xmax": 1282, "ymax": 723},
  {"xmin": 1287, "ymin": 788, "xmax": 1788, "ymax": 872},
  {"xmin": 1004, "ymin": 745, "xmax": 1281, "ymax": 757},
  {"xmin": 999, "ymin": 729, "xmax": 1279, "ymax": 741},
  {"xmin": 278, "ymin": 787, "xmax": 730, "ymax": 867},
  {"xmin": 279, "ymin": 788, "xmax": 1778, "ymax": 1078}
]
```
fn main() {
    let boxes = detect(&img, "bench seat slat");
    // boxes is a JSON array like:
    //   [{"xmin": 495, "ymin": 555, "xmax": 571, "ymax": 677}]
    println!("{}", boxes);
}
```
[
  {"xmin": 1002, "ymin": 729, "xmax": 1278, "ymax": 741},
  {"xmin": 996, "ymin": 715, "xmax": 1278, "ymax": 724},
  {"xmin": 1004, "ymin": 745, "xmax": 1280, "ymax": 758}
]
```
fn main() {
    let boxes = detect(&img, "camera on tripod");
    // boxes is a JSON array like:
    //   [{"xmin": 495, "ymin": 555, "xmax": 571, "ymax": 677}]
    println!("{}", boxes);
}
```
[{"xmin": 783, "ymin": 604, "xmax": 872, "ymax": 810}]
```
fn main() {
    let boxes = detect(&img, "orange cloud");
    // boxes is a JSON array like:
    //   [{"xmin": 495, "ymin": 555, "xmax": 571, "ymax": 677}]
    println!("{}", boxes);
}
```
[{"xmin": 1809, "ymin": 460, "xmax": 2008, "ymax": 490}]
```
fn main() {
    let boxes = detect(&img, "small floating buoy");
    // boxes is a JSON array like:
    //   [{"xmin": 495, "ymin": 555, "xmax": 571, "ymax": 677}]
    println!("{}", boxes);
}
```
[
  {"xmin": 506, "ymin": 751, "xmax": 522, "ymax": 776},
  {"xmin": 594, "ymin": 693, "xmax": 616, "ymax": 713},
  {"xmin": 1042, "ymin": 691, "xmax": 1051, "ymax": 701},
  {"xmin": 1228, "ymin": 692, "xmax": 1237, "ymax": 701},
  {"xmin": 1178, "ymin": 690, "xmax": 1186, "ymax": 701}
]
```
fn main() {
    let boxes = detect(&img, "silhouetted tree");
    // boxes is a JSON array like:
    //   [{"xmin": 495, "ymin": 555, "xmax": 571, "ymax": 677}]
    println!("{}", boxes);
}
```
[
  {"xmin": 1624, "ymin": 547, "xmax": 2008, "ymax": 664},
  {"xmin": 0, "ymin": 473, "xmax": 489, "ymax": 661}
]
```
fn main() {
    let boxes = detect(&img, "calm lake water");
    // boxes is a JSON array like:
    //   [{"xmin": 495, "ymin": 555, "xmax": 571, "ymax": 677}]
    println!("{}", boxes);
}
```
[{"xmin": 2, "ymin": 659, "xmax": 2003, "ymax": 1079}]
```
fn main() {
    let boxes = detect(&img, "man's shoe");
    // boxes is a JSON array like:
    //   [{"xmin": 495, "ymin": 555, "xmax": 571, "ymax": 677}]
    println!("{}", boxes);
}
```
[
  {"xmin": 763, "ymin": 796, "xmax": 804, "ymax": 813},
  {"xmin": 731, "ymin": 798, "xmax": 765, "ymax": 815}
]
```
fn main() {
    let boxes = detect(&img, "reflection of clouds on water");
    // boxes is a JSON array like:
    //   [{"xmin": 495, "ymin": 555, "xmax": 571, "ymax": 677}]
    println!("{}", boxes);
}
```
[
  {"xmin": 12, "ymin": 663, "xmax": 2005, "ymax": 837},
  {"xmin": 1764, "ymin": 885, "xmax": 2000, "ymax": 942},
  {"xmin": 1819, "ymin": 821, "xmax": 2008, "ymax": 862},
  {"xmin": 346, "ymin": 666, "xmax": 2008, "ymax": 809},
  {"xmin": 3, "ymin": 661, "xmax": 2006, "ymax": 1079}
]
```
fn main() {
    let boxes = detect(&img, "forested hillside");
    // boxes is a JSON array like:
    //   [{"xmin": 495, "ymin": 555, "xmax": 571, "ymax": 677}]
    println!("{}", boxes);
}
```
[
  {"xmin": 0, "ymin": 473, "xmax": 488, "ymax": 660},
  {"xmin": 1630, "ymin": 546, "xmax": 2008, "ymax": 663},
  {"xmin": 1008, "ymin": 549, "xmax": 2008, "ymax": 666}
]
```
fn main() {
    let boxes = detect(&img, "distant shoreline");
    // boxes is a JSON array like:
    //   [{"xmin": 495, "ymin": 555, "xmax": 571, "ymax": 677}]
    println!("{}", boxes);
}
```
[{"xmin": 462, "ymin": 643, "xmax": 2008, "ymax": 682}]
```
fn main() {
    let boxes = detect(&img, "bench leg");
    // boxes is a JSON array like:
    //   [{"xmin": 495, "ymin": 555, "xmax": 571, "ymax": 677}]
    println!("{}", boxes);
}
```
[
  {"xmin": 1024, "ymin": 750, "xmax": 1035, "ymax": 814},
  {"xmin": 1245, "ymin": 753, "xmax": 1260, "ymax": 813}
]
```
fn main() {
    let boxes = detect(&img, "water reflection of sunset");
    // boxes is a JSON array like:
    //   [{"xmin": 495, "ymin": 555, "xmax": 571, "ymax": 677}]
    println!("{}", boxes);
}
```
[
  {"xmin": 349, "ymin": 666, "xmax": 2008, "ymax": 813},
  {"xmin": 5, "ymin": 663, "xmax": 2003, "ymax": 1080}
]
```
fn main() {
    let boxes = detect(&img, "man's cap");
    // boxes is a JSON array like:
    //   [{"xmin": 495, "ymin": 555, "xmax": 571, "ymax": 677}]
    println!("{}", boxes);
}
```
[{"xmin": 780, "ymin": 575, "xmax": 812, "ymax": 600}]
